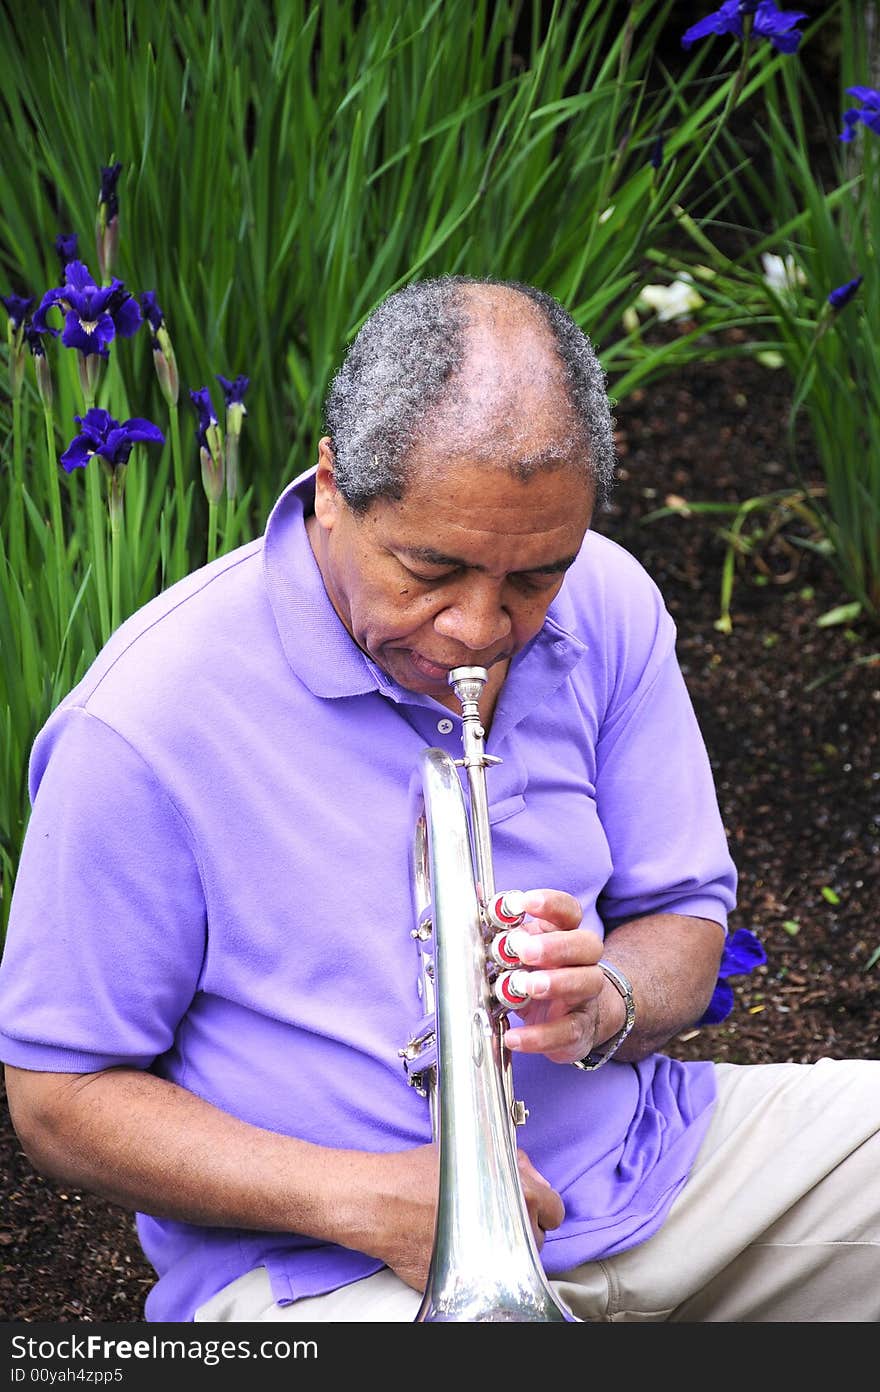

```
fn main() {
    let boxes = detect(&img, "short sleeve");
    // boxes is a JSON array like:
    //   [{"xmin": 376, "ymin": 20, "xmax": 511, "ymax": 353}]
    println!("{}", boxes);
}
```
[
  {"xmin": 595, "ymin": 623, "xmax": 737, "ymax": 931},
  {"xmin": 0, "ymin": 707, "xmax": 207, "ymax": 1072}
]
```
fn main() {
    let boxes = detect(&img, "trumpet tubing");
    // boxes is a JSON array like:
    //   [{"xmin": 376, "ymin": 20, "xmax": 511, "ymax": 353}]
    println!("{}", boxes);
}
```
[{"xmin": 403, "ymin": 665, "xmax": 577, "ymax": 1323}]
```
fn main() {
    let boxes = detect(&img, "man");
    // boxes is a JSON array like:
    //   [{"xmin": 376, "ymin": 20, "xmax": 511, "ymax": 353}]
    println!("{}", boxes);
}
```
[{"xmin": 1, "ymin": 277, "xmax": 877, "ymax": 1323}]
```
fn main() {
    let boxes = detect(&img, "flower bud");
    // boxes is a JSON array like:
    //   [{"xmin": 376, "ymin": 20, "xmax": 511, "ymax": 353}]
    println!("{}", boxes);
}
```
[
  {"xmin": 77, "ymin": 351, "xmax": 105, "ymax": 404},
  {"xmin": 34, "ymin": 349, "xmax": 53, "ymax": 411},
  {"xmin": 200, "ymin": 443, "xmax": 224, "ymax": 506},
  {"xmin": 107, "ymin": 464, "xmax": 127, "ymax": 533},
  {"xmin": 96, "ymin": 213, "xmax": 119, "ymax": 285},
  {"xmin": 227, "ymin": 401, "xmax": 246, "ymax": 438},
  {"xmin": 9, "ymin": 338, "xmax": 26, "ymax": 398},
  {"xmin": 96, "ymin": 162, "xmax": 122, "ymax": 284},
  {"xmin": 216, "ymin": 375, "xmax": 248, "ymax": 441},
  {"xmin": 828, "ymin": 275, "xmax": 863, "ymax": 311},
  {"xmin": 152, "ymin": 343, "xmax": 179, "ymax": 408},
  {"xmin": 224, "ymin": 431, "xmax": 240, "ymax": 501},
  {"xmin": 206, "ymin": 419, "xmax": 223, "ymax": 466}
]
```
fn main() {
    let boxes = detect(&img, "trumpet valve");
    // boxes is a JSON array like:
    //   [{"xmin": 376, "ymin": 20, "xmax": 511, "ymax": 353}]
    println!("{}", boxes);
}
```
[
  {"xmin": 485, "ymin": 890, "xmax": 526, "ymax": 932},
  {"xmin": 488, "ymin": 932, "xmax": 521, "ymax": 968},
  {"xmin": 493, "ymin": 969, "xmax": 530, "ymax": 1008}
]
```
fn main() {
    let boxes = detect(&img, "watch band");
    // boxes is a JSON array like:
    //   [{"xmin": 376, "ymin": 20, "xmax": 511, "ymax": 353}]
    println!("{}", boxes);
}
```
[{"xmin": 572, "ymin": 960, "xmax": 636, "ymax": 1071}]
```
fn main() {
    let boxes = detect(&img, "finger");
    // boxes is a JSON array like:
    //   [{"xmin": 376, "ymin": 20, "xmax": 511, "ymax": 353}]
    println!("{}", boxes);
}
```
[
  {"xmin": 537, "ymin": 1187, "xmax": 566, "ymax": 1233},
  {"xmin": 517, "ymin": 1154, "xmax": 565, "ymax": 1233},
  {"xmin": 506, "ymin": 1011, "xmax": 591, "ymax": 1060},
  {"xmin": 520, "ymin": 888, "xmax": 583, "ymax": 929},
  {"xmin": 504, "ymin": 927, "xmax": 604, "ymax": 969},
  {"xmin": 499, "ymin": 964, "xmax": 604, "ymax": 1004}
]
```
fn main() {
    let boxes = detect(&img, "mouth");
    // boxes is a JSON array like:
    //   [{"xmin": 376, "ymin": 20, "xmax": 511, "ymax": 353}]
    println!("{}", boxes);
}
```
[
  {"xmin": 403, "ymin": 649, "xmax": 510, "ymax": 681},
  {"xmin": 405, "ymin": 651, "xmax": 456, "ymax": 681}
]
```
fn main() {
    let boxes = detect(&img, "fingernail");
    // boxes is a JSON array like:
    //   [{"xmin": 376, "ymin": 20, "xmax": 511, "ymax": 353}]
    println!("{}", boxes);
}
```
[
  {"xmin": 524, "ymin": 971, "xmax": 550, "ymax": 998},
  {"xmin": 506, "ymin": 929, "xmax": 539, "ymax": 963}
]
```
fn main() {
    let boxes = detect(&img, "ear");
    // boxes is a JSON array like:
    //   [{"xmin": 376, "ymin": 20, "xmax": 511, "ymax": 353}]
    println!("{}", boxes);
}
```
[{"xmin": 313, "ymin": 437, "xmax": 342, "ymax": 531}]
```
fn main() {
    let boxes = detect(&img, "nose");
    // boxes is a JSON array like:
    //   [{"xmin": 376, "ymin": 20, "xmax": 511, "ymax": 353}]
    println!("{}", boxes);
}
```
[{"xmin": 432, "ymin": 577, "xmax": 512, "ymax": 652}]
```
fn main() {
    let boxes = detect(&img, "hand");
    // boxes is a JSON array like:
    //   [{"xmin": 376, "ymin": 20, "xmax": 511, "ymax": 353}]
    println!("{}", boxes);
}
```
[
  {"xmin": 370, "ymin": 1143, "xmax": 564, "ymax": 1291},
  {"xmin": 499, "ymin": 889, "xmax": 611, "ymax": 1065}
]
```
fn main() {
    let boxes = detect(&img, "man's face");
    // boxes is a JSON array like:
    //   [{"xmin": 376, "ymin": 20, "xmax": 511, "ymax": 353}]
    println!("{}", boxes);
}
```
[{"xmin": 309, "ymin": 439, "xmax": 594, "ymax": 705}]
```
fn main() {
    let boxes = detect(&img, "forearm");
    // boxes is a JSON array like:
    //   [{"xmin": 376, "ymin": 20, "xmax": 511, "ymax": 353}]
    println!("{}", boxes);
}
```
[
  {"xmin": 600, "ymin": 912, "xmax": 726, "ymax": 1060},
  {"xmin": 3, "ymin": 1064, "xmax": 413, "ymax": 1263}
]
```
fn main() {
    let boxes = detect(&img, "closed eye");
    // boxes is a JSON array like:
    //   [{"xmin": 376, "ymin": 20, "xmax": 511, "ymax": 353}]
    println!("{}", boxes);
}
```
[
  {"xmin": 401, "ymin": 561, "xmax": 568, "ymax": 587},
  {"xmin": 511, "ymin": 569, "xmax": 568, "ymax": 592},
  {"xmin": 403, "ymin": 563, "xmax": 460, "ymax": 583}
]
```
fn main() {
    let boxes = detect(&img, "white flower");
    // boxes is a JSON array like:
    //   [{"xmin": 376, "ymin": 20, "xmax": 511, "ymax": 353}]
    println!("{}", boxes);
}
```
[
  {"xmin": 637, "ymin": 275, "xmax": 704, "ymax": 322},
  {"xmin": 761, "ymin": 253, "xmax": 806, "ymax": 303}
]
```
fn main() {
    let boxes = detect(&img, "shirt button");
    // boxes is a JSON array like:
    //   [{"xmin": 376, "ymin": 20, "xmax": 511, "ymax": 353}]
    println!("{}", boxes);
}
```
[{"xmin": 437, "ymin": 718, "xmax": 454, "ymax": 734}]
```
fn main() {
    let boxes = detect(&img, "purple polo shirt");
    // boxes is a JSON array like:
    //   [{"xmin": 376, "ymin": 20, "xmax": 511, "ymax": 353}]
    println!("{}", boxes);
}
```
[{"xmin": 0, "ymin": 467, "xmax": 736, "ymax": 1321}]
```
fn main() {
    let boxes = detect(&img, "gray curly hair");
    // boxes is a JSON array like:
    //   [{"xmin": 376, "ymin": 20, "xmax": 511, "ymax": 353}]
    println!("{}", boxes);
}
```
[{"xmin": 323, "ymin": 275, "xmax": 616, "ymax": 512}]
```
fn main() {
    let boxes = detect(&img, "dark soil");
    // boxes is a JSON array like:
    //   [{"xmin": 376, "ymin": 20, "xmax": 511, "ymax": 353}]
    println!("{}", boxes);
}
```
[{"xmin": 1, "ymin": 344, "xmax": 878, "ymax": 1323}]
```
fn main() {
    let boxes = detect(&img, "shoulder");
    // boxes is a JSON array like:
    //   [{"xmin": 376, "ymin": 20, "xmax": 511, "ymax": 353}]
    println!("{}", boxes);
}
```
[
  {"xmin": 34, "ymin": 539, "xmax": 269, "ymax": 771},
  {"xmin": 555, "ymin": 528, "xmax": 676, "ymax": 666}
]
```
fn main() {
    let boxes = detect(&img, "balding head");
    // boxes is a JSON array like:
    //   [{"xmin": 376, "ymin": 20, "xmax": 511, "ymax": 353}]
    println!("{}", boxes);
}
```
[
  {"xmin": 419, "ymin": 281, "xmax": 585, "ymax": 483},
  {"xmin": 323, "ymin": 275, "xmax": 616, "ymax": 512}
]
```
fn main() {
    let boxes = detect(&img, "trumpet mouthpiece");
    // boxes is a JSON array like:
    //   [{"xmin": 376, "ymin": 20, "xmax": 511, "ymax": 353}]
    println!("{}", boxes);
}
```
[{"xmin": 448, "ymin": 666, "xmax": 488, "ymax": 709}]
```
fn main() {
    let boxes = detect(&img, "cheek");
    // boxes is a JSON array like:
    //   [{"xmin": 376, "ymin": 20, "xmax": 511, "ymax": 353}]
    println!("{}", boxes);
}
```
[
  {"xmin": 509, "ymin": 588, "xmax": 561, "ymax": 637},
  {"xmin": 350, "ymin": 579, "xmax": 436, "ymax": 641}
]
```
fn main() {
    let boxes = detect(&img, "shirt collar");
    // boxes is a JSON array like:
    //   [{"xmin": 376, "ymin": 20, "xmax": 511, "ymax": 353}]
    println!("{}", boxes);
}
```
[
  {"xmin": 262, "ymin": 467, "xmax": 589, "ymax": 726},
  {"xmin": 263, "ymin": 467, "xmax": 377, "ymax": 699}
]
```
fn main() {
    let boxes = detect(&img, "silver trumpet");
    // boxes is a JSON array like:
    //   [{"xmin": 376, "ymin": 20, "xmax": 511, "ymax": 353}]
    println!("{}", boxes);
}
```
[{"xmin": 400, "ymin": 665, "xmax": 577, "ymax": 1322}]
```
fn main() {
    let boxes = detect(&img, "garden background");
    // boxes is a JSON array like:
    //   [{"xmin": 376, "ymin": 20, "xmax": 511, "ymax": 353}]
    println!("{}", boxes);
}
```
[{"xmin": 0, "ymin": 0, "xmax": 877, "ymax": 1322}]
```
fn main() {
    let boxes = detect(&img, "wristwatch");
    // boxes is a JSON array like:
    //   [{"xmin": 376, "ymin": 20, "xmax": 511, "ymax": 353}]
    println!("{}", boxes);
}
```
[{"xmin": 573, "ymin": 960, "xmax": 636, "ymax": 1071}]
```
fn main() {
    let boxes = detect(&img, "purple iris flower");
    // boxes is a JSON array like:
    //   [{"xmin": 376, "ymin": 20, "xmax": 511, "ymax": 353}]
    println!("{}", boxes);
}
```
[
  {"xmin": 216, "ymin": 373, "xmax": 249, "ymax": 408},
  {"xmin": 191, "ymin": 387, "xmax": 224, "ymax": 504},
  {"xmin": 99, "ymin": 162, "xmax": 123, "ymax": 220},
  {"xmin": 104, "ymin": 282, "xmax": 142, "ymax": 336},
  {"xmin": 1, "ymin": 293, "xmax": 34, "ymax": 329},
  {"xmin": 190, "ymin": 386, "xmax": 218, "ymax": 448},
  {"xmin": 23, "ymin": 323, "xmax": 45, "ymax": 357},
  {"xmin": 697, "ymin": 927, "xmax": 767, "ymax": 1026},
  {"xmin": 32, "ymin": 260, "xmax": 141, "ymax": 357},
  {"xmin": 23, "ymin": 323, "xmax": 53, "ymax": 406},
  {"xmin": 649, "ymin": 134, "xmax": 664, "ymax": 171},
  {"xmin": 55, "ymin": 233, "xmax": 79, "ymax": 274},
  {"xmin": 682, "ymin": 1, "xmax": 807, "ymax": 54},
  {"xmin": 839, "ymin": 87, "xmax": 880, "ymax": 142},
  {"xmin": 59, "ymin": 407, "xmax": 164, "ymax": 475},
  {"xmin": 828, "ymin": 275, "xmax": 863, "ymax": 310},
  {"xmin": 141, "ymin": 291, "xmax": 165, "ymax": 340}
]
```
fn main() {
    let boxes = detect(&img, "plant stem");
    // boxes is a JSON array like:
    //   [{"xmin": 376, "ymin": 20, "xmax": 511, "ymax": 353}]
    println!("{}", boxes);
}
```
[
  {"xmin": 86, "ymin": 462, "xmax": 111, "ymax": 644},
  {"xmin": 207, "ymin": 500, "xmax": 219, "ymax": 565},
  {"xmin": 224, "ymin": 493, "xmax": 234, "ymax": 553},
  {"xmin": 42, "ymin": 406, "xmax": 67, "ymax": 649},
  {"xmin": 10, "ymin": 392, "xmax": 26, "ymax": 581},
  {"xmin": 108, "ymin": 467, "xmax": 128, "ymax": 637},
  {"xmin": 110, "ymin": 501, "xmax": 121, "ymax": 636},
  {"xmin": 168, "ymin": 401, "xmax": 189, "ymax": 582}
]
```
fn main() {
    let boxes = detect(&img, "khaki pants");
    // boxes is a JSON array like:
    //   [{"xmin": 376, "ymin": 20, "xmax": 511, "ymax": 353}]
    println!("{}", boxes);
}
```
[{"xmin": 195, "ymin": 1058, "xmax": 880, "ymax": 1323}]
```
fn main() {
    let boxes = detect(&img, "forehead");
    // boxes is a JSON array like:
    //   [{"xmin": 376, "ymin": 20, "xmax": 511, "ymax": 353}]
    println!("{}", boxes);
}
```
[{"xmin": 365, "ymin": 453, "xmax": 593, "ymax": 570}]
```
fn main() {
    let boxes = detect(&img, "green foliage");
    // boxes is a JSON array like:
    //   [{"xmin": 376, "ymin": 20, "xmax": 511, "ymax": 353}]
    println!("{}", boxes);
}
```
[
  {"xmin": 645, "ymin": 1, "xmax": 880, "ymax": 634},
  {"xmin": 0, "ymin": 0, "xmax": 785, "ymax": 513},
  {"xmin": 0, "ymin": 0, "xmax": 860, "ymax": 942}
]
